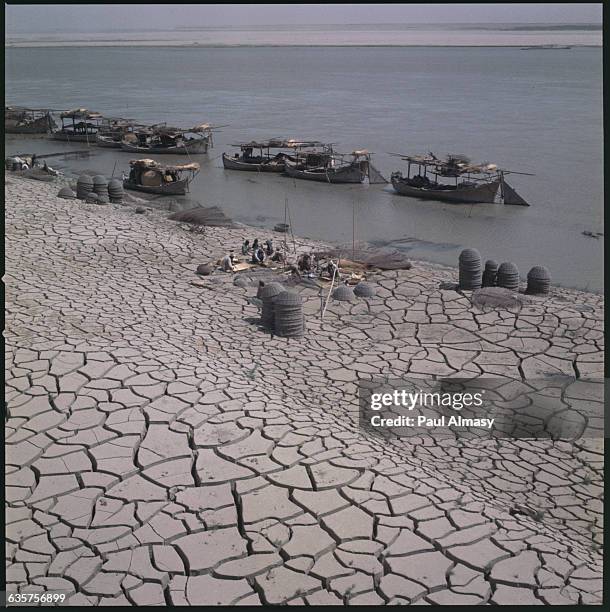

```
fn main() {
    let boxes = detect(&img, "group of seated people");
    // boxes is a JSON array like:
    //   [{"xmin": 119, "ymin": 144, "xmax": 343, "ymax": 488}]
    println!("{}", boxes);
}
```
[
  {"xmin": 221, "ymin": 238, "xmax": 340, "ymax": 279},
  {"xmin": 242, "ymin": 238, "xmax": 285, "ymax": 265}
]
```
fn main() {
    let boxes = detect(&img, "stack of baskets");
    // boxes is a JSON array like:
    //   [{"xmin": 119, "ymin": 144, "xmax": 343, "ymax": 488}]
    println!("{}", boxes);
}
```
[
  {"xmin": 76, "ymin": 174, "xmax": 94, "ymax": 200},
  {"xmin": 458, "ymin": 248, "xmax": 482, "ymax": 290},
  {"xmin": 92, "ymin": 175, "xmax": 109, "ymax": 203},
  {"xmin": 526, "ymin": 266, "xmax": 551, "ymax": 295},
  {"xmin": 497, "ymin": 262, "xmax": 520, "ymax": 291},
  {"xmin": 108, "ymin": 178, "xmax": 124, "ymax": 204},
  {"xmin": 273, "ymin": 290, "xmax": 305, "ymax": 338},
  {"xmin": 482, "ymin": 260, "xmax": 499, "ymax": 287},
  {"xmin": 259, "ymin": 283, "xmax": 284, "ymax": 331}
]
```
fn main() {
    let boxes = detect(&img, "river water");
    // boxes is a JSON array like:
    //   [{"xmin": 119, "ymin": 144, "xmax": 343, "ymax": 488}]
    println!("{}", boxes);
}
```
[{"xmin": 5, "ymin": 44, "xmax": 603, "ymax": 290}]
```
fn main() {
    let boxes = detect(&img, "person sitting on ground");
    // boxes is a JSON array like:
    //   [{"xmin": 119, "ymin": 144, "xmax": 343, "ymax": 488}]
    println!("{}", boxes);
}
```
[
  {"xmin": 254, "ymin": 247, "xmax": 266, "ymax": 265},
  {"xmin": 298, "ymin": 253, "xmax": 312, "ymax": 272},
  {"xmin": 326, "ymin": 259, "xmax": 339, "ymax": 279},
  {"xmin": 265, "ymin": 239, "xmax": 273, "ymax": 256},
  {"xmin": 221, "ymin": 252, "xmax": 235, "ymax": 272},
  {"xmin": 271, "ymin": 248, "xmax": 284, "ymax": 263},
  {"xmin": 241, "ymin": 239, "xmax": 250, "ymax": 256},
  {"xmin": 252, "ymin": 238, "xmax": 259, "ymax": 252}
]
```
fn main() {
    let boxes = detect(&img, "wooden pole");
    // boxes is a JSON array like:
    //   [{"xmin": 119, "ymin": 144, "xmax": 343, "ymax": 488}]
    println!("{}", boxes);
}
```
[{"xmin": 352, "ymin": 197, "xmax": 356, "ymax": 261}]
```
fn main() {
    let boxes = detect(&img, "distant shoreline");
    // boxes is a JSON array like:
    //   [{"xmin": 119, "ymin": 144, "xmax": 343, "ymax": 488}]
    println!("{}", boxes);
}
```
[{"xmin": 5, "ymin": 43, "xmax": 602, "ymax": 49}]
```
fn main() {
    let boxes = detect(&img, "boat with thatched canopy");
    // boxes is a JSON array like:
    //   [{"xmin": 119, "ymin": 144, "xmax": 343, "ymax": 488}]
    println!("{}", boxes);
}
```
[
  {"xmin": 390, "ymin": 153, "xmax": 531, "ymax": 205},
  {"xmin": 50, "ymin": 108, "xmax": 105, "ymax": 142},
  {"xmin": 5, "ymin": 106, "xmax": 57, "ymax": 134},
  {"xmin": 123, "ymin": 159, "xmax": 200, "ymax": 195},
  {"xmin": 95, "ymin": 118, "xmax": 150, "ymax": 148},
  {"xmin": 285, "ymin": 149, "xmax": 387, "ymax": 184},
  {"xmin": 120, "ymin": 123, "xmax": 213, "ymax": 155},
  {"xmin": 222, "ymin": 139, "xmax": 326, "ymax": 172}
]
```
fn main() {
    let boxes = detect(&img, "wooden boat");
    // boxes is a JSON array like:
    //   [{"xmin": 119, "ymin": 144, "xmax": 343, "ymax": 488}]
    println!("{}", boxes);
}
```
[
  {"xmin": 120, "ymin": 123, "xmax": 213, "ymax": 155},
  {"xmin": 390, "ymin": 153, "xmax": 532, "ymax": 205},
  {"xmin": 222, "ymin": 139, "xmax": 324, "ymax": 172},
  {"xmin": 50, "ymin": 108, "xmax": 105, "ymax": 142},
  {"xmin": 96, "ymin": 133, "xmax": 122, "ymax": 148},
  {"xmin": 122, "ymin": 159, "xmax": 200, "ymax": 196},
  {"xmin": 285, "ymin": 149, "xmax": 386, "ymax": 184},
  {"xmin": 96, "ymin": 118, "xmax": 149, "ymax": 148},
  {"xmin": 521, "ymin": 44, "xmax": 572, "ymax": 50},
  {"xmin": 222, "ymin": 152, "xmax": 283, "ymax": 172},
  {"xmin": 5, "ymin": 106, "xmax": 56, "ymax": 134}
]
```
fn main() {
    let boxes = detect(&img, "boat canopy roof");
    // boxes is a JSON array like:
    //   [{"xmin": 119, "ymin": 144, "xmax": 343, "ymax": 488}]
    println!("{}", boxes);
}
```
[
  {"xmin": 231, "ymin": 138, "xmax": 327, "ymax": 150},
  {"xmin": 60, "ymin": 108, "xmax": 103, "ymax": 119},
  {"xmin": 146, "ymin": 124, "xmax": 210, "ymax": 137},
  {"xmin": 395, "ymin": 153, "xmax": 499, "ymax": 176},
  {"xmin": 129, "ymin": 159, "xmax": 200, "ymax": 172}
]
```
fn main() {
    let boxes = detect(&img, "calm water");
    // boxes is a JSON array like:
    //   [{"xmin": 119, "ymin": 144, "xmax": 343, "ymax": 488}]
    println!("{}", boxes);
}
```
[{"xmin": 5, "ymin": 45, "xmax": 604, "ymax": 290}]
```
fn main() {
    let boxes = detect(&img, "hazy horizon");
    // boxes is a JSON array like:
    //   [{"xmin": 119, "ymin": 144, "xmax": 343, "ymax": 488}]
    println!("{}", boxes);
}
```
[{"xmin": 5, "ymin": 3, "xmax": 603, "ymax": 33}]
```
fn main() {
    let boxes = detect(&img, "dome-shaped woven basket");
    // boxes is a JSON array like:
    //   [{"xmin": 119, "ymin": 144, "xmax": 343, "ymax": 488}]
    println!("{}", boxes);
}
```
[
  {"xmin": 332, "ymin": 285, "xmax": 356, "ymax": 302},
  {"xmin": 459, "ymin": 248, "xmax": 481, "ymax": 264},
  {"xmin": 57, "ymin": 186, "xmax": 76, "ymax": 199},
  {"xmin": 196, "ymin": 263, "xmax": 214, "ymax": 276},
  {"xmin": 353, "ymin": 282, "xmax": 377, "ymax": 298}
]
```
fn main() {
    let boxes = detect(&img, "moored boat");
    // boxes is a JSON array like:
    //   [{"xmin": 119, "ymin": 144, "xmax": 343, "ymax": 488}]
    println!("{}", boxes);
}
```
[
  {"xmin": 50, "ymin": 108, "xmax": 104, "ymax": 142},
  {"xmin": 96, "ymin": 118, "xmax": 147, "ymax": 148},
  {"xmin": 120, "ymin": 123, "xmax": 213, "ymax": 155},
  {"xmin": 122, "ymin": 158, "xmax": 200, "ymax": 196},
  {"xmin": 390, "ymin": 153, "xmax": 531, "ymax": 205},
  {"xmin": 5, "ymin": 106, "xmax": 56, "ymax": 134},
  {"xmin": 285, "ymin": 149, "xmax": 386, "ymax": 184},
  {"xmin": 222, "ymin": 139, "xmax": 325, "ymax": 172}
]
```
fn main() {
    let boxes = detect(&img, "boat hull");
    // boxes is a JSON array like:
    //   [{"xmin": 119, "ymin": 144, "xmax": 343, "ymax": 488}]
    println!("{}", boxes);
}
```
[
  {"xmin": 121, "ymin": 139, "xmax": 209, "ymax": 155},
  {"xmin": 95, "ymin": 135, "xmax": 122, "ymax": 148},
  {"xmin": 123, "ymin": 179, "xmax": 189, "ymax": 196},
  {"xmin": 5, "ymin": 116, "xmax": 55, "ymax": 134},
  {"xmin": 222, "ymin": 153, "xmax": 285, "ymax": 172},
  {"xmin": 5, "ymin": 124, "xmax": 52, "ymax": 134},
  {"xmin": 50, "ymin": 132, "xmax": 99, "ymax": 143},
  {"xmin": 391, "ymin": 175, "xmax": 501, "ymax": 204},
  {"xmin": 285, "ymin": 162, "xmax": 365, "ymax": 184}
]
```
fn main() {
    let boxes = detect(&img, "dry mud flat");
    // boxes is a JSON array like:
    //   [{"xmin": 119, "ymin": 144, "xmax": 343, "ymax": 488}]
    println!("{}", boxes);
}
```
[{"xmin": 5, "ymin": 176, "xmax": 604, "ymax": 605}]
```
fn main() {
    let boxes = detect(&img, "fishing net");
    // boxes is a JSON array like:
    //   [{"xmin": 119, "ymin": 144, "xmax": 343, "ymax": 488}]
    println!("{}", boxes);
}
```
[
  {"xmin": 314, "ymin": 242, "xmax": 412, "ymax": 271},
  {"xmin": 368, "ymin": 163, "xmax": 388, "ymax": 184},
  {"xmin": 470, "ymin": 287, "xmax": 533, "ymax": 311},
  {"xmin": 168, "ymin": 205, "xmax": 236, "ymax": 227}
]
